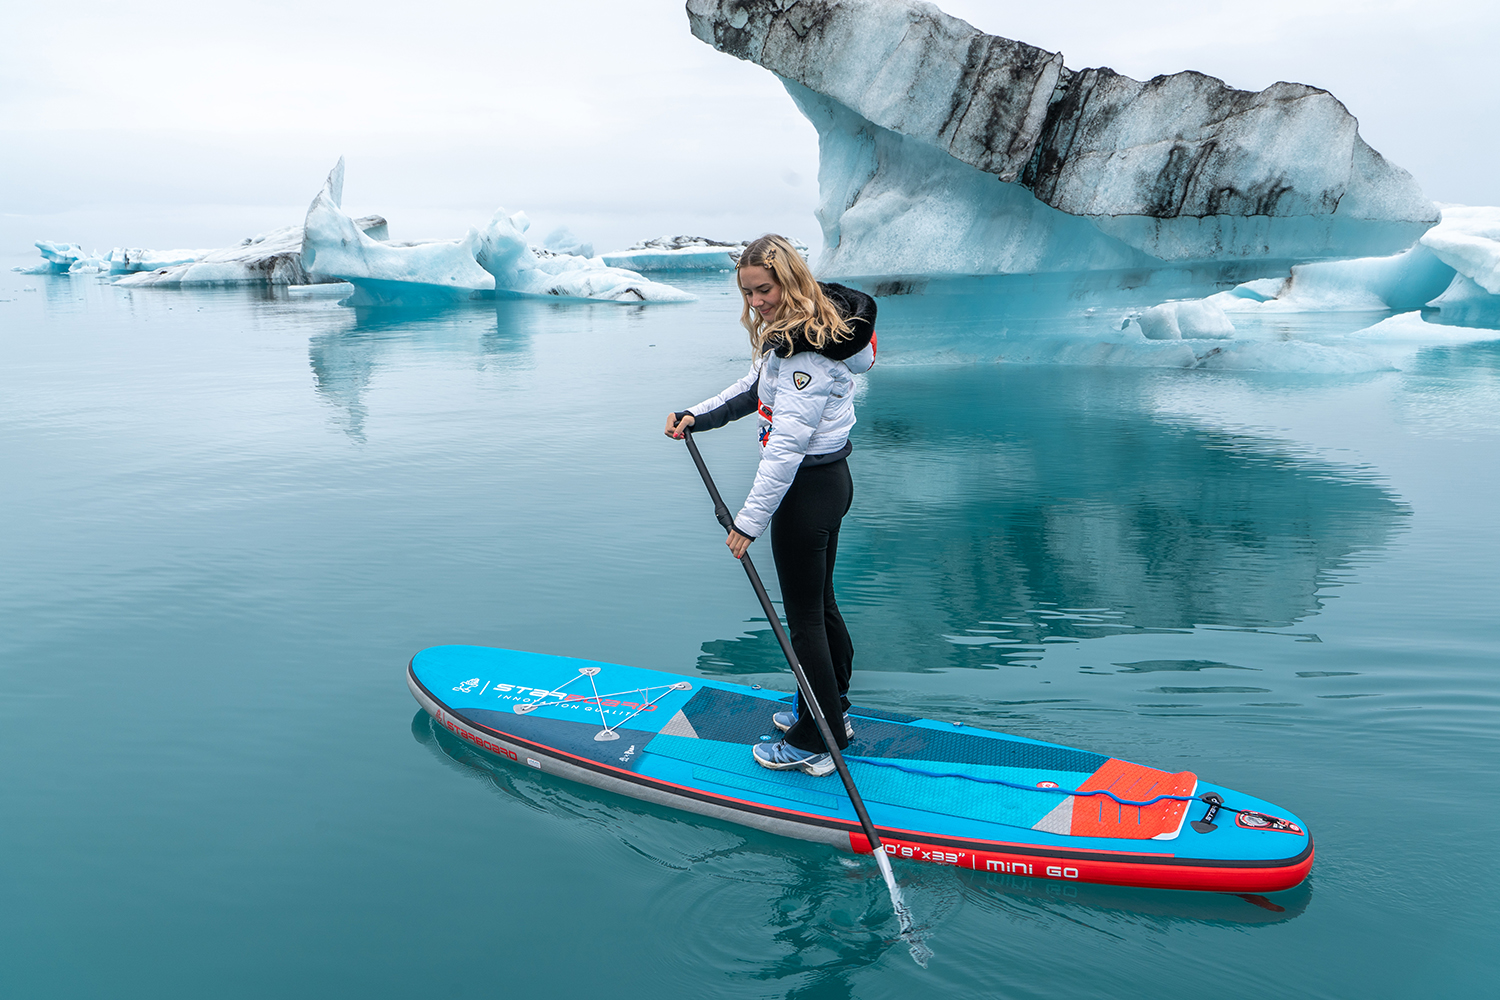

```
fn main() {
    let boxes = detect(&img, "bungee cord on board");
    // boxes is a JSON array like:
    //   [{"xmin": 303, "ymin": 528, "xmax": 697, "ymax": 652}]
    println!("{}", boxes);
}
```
[
  {"xmin": 847, "ymin": 757, "xmax": 1239, "ymax": 813},
  {"xmin": 512, "ymin": 670, "xmax": 692, "ymax": 741}
]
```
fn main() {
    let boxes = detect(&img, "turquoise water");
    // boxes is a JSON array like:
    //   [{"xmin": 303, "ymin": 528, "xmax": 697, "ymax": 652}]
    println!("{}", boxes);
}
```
[{"xmin": 3, "ymin": 258, "xmax": 1498, "ymax": 998}]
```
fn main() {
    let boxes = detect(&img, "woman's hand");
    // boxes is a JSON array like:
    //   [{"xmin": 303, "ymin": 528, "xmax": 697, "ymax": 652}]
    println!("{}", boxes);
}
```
[
  {"xmin": 726, "ymin": 529, "xmax": 752, "ymax": 560},
  {"xmin": 664, "ymin": 412, "xmax": 695, "ymax": 439}
]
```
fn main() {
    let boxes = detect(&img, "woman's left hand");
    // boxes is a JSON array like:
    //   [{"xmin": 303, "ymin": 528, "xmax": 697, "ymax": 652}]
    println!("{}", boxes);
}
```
[{"xmin": 726, "ymin": 529, "xmax": 752, "ymax": 560}]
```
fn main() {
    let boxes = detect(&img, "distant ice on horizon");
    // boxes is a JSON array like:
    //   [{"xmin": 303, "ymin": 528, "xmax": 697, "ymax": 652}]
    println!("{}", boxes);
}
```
[{"xmin": 301, "ymin": 159, "xmax": 695, "ymax": 305}]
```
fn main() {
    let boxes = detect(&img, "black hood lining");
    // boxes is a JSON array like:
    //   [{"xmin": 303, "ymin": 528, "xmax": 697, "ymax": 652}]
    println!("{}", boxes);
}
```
[{"xmin": 770, "ymin": 282, "xmax": 877, "ymax": 361}]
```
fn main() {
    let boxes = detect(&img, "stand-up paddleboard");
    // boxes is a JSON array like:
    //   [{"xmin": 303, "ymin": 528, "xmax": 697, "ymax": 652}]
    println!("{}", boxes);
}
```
[{"xmin": 408, "ymin": 645, "xmax": 1313, "ymax": 893}]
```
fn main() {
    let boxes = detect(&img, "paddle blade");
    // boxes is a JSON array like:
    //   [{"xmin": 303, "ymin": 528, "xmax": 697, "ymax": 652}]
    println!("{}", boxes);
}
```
[{"xmin": 874, "ymin": 848, "xmax": 933, "ymax": 967}]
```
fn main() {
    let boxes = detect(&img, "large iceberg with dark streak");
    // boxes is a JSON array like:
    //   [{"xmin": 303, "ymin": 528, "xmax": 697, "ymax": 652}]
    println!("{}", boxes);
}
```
[{"xmin": 687, "ymin": 0, "xmax": 1439, "ymax": 279}]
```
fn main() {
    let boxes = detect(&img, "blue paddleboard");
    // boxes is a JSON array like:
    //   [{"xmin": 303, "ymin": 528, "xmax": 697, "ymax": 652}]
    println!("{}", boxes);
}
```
[{"xmin": 408, "ymin": 645, "xmax": 1312, "ymax": 892}]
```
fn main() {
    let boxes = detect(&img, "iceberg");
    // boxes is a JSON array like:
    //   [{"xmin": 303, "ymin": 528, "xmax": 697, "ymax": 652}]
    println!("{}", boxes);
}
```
[
  {"xmin": 302, "ymin": 163, "xmax": 494, "ymax": 304},
  {"xmin": 105, "ymin": 247, "xmax": 209, "ymax": 275},
  {"xmin": 472, "ymin": 214, "xmax": 695, "ymax": 303},
  {"xmin": 1138, "ymin": 300, "xmax": 1236, "ymax": 341},
  {"xmin": 1419, "ymin": 206, "xmax": 1500, "ymax": 295},
  {"xmin": 541, "ymin": 226, "xmax": 593, "ymax": 260},
  {"xmin": 1209, "ymin": 245, "xmax": 1455, "ymax": 314},
  {"xmin": 880, "ymin": 204, "xmax": 1500, "ymax": 371},
  {"xmin": 116, "ymin": 218, "xmax": 385, "ymax": 288},
  {"xmin": 1334, "ymin": 311, "xmax": 1500, "ymax": 367},
  {"xmin": 23, "ymin": 242, "xmax": 203, "ymax": 276},
  {"xmin": 1414, "ymin": 273, "xmax": 1500, "ymax": 329},
  {"xmin": 301, "ymin": 160, "xmax": 694, "ymax": 305},
  {"xmin": 1197, "ymin": 206, "xmax": 1500, "ymax": 323},
  {"xmin": 1428, "ymin": 273, "xmax": 1494, "ymax": 308},
  {"xmin": 687, "ymin": 0, "xmax": 1438, "ymax": 279},
  {"xmin": 1069, "ymin": 205, "xmax": 1500, "ymax": 371},
  {"xmin": 599, "ymin": 235, "xmax": 812, "ymax": 272},
  {"xmin": 601, "ymin": 236, "xmax": 744, "ymax": 272},
  {"xmin": 13, "ymin": 241, "xmax": 106, "ymax": 274}
]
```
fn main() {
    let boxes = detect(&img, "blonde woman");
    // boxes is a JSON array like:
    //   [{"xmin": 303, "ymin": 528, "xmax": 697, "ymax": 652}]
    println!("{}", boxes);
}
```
[{"xmin": 665, "ymin": 235, "xmax": 877, "ymax": 776}]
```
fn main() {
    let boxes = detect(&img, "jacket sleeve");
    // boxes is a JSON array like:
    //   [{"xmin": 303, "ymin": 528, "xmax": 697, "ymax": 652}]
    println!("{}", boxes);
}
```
[
  {"xmin": 682, "ymin": 360, "xmax": 761, "ymax": 431},
  {"xmin": 733, "ymin": 354, "xmax": 834, "ymax": 539}
]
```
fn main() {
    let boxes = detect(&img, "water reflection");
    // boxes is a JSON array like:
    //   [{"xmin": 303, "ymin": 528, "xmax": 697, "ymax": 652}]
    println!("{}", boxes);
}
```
[
  {"xmin": 701, "ymin": 364, "xmax": 1406, "ymax": 675},
  {"xmin": 1398, "ymin": 339, "xmax": 1500, "ymax": 437},
  {"xmin": 308, "ymin": 329, "xmax": 378, "ymax": 441},
  {"xmin": 1410, "ymin": 337, "xmax": 1500, "ymax": 375},
  {"xmin": 307, "ymin": 300, "xmax": 540, "ymax": 440},
  {"xmin": 485, "ymin": 299, "xmax": 535, "ymax": 355},
  {"xmin": 412, "ymin": 711, "xmax": 913, "ymax": 988}
]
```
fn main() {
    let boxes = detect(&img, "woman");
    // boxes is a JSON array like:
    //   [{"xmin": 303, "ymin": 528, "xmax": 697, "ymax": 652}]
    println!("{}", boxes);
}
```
[{"xmin": 664, "ymin": 234, "xmax": 877, "ymax": 776}]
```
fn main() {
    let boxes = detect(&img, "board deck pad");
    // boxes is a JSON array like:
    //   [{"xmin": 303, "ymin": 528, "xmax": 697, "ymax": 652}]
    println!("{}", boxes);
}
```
[{"xmin": 408, "ymin": 646, "xmax": 1314, "ymax": 892}]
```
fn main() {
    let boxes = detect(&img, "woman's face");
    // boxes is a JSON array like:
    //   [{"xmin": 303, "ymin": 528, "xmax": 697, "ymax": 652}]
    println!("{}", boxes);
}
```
[{"xmin": 738, "ymin": 265, "xmax": 782, "ymax": 322}]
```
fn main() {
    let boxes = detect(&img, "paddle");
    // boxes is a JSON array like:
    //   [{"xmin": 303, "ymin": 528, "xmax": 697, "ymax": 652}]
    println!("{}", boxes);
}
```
[{"xmin": 681, "ymin": 427, "xmax": 931, "ymax": 965}]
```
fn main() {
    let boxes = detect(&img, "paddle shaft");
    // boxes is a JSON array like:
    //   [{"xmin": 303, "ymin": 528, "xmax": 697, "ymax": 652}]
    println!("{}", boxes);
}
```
[{"xmin": 681, "ymin": 428, "xmax": 887, "ymax": 856}]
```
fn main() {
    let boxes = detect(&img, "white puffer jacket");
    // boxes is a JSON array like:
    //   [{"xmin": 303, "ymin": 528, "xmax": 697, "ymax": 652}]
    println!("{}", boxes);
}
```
[{"xmin": 684, "ymin": 283, "xmax": 877, "ymax": 539}]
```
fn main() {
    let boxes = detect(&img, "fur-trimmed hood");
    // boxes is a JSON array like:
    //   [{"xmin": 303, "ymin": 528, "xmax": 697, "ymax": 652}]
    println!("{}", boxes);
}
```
[{"xmin": 768, "ymin": 282, "xmax": 877, "ymax": 363}]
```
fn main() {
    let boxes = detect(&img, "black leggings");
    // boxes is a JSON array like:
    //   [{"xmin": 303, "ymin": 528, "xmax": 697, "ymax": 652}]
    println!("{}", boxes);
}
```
[{"xmin": 772, "ymin": 458, "xmax": 854, "ymax": 753}]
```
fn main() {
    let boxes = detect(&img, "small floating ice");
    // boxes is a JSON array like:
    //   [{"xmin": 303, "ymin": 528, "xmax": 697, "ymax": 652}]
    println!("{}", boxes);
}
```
[
  {"xmin": 1137, "ymin": 300, "xmax": 1236, "ymax": 340},
  {"xmin": 287, "ymin": 282, "xmax": 356, "ymax": 296}
]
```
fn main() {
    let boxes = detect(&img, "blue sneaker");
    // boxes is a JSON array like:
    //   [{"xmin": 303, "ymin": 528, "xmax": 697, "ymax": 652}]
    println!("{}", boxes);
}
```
[
  {"xmin": 773, "ymin": 709, "xmax": 854, "ymax": 739},
  {"xmin": 752, "ymin": 739, "xmax": 835, "ymax": 776}
]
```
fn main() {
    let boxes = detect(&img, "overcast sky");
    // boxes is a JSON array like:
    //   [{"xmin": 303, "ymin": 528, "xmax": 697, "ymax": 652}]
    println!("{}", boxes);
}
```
[{"xmin": 2, "ymin": 0, "xmax": 1495, "ymax": 253}]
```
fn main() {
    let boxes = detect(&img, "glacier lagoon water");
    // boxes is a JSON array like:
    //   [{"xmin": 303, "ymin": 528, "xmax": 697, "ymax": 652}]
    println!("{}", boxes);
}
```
[{"xmin": 3, "ymin": 255, "xmax": 1498, "ymax": 999}]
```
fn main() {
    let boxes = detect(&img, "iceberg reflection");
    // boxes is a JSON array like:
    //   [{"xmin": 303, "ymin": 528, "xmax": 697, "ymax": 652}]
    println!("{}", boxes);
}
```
[
  {"xmin": 700, "ymin": 363, "xmax": 1405, "ymax": 675},
  {"xmin": 307, "ymin": 299, "xmax": 543, "ymax": 441}
]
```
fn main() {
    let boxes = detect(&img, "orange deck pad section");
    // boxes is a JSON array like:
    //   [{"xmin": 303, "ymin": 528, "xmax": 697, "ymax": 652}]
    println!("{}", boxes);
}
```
[{"xmin": 1070, "ymin": 759, "xmax": 1198, "ymax": 839}]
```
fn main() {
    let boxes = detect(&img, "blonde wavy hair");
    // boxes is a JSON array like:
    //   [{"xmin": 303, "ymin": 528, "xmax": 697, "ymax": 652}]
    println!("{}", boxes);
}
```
[{"xmin": 737, "ymin": 234, "xmax": 851, "ymax": 357}]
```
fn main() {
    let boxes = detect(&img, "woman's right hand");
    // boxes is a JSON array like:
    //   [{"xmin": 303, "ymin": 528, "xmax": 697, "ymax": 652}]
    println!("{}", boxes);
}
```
[{"xmin": 664, "ymin": 412, "xmax": 695, "ymax": 439}]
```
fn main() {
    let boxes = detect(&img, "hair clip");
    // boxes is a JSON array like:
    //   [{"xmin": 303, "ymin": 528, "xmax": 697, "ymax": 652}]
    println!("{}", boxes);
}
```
[{"xmin": 763, "ymin": 247, "xmax": 778, "ymax": 265}]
